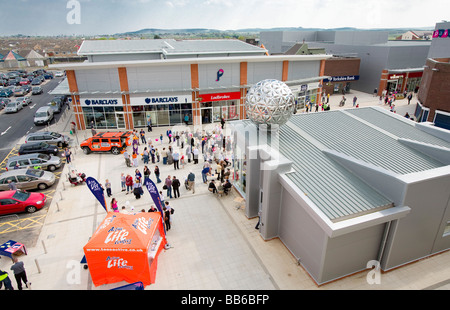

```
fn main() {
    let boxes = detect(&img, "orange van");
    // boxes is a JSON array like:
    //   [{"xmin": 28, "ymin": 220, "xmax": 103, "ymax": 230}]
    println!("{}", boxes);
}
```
[{"xmin": 80, "ymin": 131, "xmax": 132, "ymax": 155}]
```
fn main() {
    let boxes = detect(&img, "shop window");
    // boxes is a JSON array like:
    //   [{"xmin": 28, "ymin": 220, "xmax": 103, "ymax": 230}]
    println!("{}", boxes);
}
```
[
  {"xmin": 443, "ymin": 221, "xmax": 450, "ymax": 237},
  {"xmin": 169, "ymin": 110, "xmax": 182, "ymax": 125}
]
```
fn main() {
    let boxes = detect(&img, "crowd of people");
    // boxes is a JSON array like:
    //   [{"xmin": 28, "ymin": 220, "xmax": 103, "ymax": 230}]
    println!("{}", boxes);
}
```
[{"xmin": 106, "ymin": 122, "xmax": 235, "ymax": 232}]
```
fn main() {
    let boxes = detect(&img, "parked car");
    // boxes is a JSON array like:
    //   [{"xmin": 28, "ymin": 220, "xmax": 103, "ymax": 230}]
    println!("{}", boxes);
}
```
[
  {"xmin": 31, "ymin": 86, "xmax": 43, "ymax": 95},
  {"xmin": 0, "ymin": 98, "xmax": 11, "ymax": 109},
  {"xmin": 55, "ymin": 71, "xmax": 64, "ymax": 77},
  {"xmin": 48, "ymin": 101, "xmax": 61, "ymax": 114},
  {"xmin": 19, "ymin": 78, "xmax": 30, "ymax": 85},
  {"xmin": 80, "ymin": 131, "xmax": 133, "ymax": 155},
  {"xmin": 44, "ymin": 72, "xmax": 54, "ymax": 79},
  {"xmin": 4, "ymin": 101, "xmax": 23, "ymax": 113},
  {"xmin": 34, "ymin": 106, "xmax": 54, "ymax": 125},
  {"xmin": 0, "ymin": 190, "xmax": 47, "ymax": 215},
  {"xmin": 18, "ymin": 142, "xmax": 59, "ymax": 156},
  {"xmin": 15, "ymin": 96, "xmax": 31, "ymax": 106},
  {"xmin": 14, "ymin": 87, "xmax": 27, "ymax": 97},
  {"xmin": 21, "ymin": 85, "xmax": 31, "ymax": 93},
  {"xmin": 9, "ymin": 77, "xmax": 20, "ymax": 86},
  {"xmin": 25, "ymin": 131, "xmax": 69, "ymax": 147},
  {"xmin": 0, "ymin": 169, "xmax": 56, "ymax": 191},
  {"xmin": 0, "ymin": 88, "xmax": 13, "ymax": 97},
  {"xmin": 6, "ymin": 153, "xmax": 62, "ymax": 172},
  {"xmin": 31, "ymin": 78, "xmax": 41, "ymax": 85}
]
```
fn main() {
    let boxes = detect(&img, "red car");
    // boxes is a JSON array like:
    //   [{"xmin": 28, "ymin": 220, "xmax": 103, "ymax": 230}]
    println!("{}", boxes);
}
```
[
  {"xmin": 0, "ymin": 190, "xmax": 47, "ymax": 215},
  {"xmin": 19, "ymin": 78, "xmax": 30, "ymax": 86}
]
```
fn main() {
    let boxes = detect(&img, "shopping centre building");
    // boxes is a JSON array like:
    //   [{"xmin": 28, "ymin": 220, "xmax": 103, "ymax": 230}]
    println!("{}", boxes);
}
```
[
  {"xmin": 260, "ymin": 30, "xmax": 430, "ymax": 96},
  {"xmin": 50, "ymin": 39, "xmax": 331, "ymax": 130}
]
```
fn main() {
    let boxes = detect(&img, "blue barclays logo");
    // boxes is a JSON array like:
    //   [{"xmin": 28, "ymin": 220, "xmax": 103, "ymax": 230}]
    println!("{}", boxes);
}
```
[
  {"xmin": 144, "ymin": 97, "xmax": 179, "ymax": 104},
  {"xmin": 85, "ymin": 99, "xmax": 118, "ymax": 105},
  {"xmin": 216, "ymin": 69, "xmax": 224, "ymax": 81}
]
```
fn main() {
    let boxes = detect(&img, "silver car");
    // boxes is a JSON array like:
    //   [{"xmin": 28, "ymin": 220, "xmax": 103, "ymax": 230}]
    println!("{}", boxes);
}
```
[
  {"xmin": 25, "ymin": 131, "xmax": 70, "ymax": 147},
  {"xmin": 0, "ymin": 169, "xmax": 56, "ymax": 191},
  {"xmin": 15, "ymin": 96, "xmax": 32, "ymax": 106},
  {"xmin": 4, "ymin": 101, "xmax": 23, "ymax": 113},
  {"xmin": 6, "ymin": 153, "xmax": 62, "ymax": 172}
]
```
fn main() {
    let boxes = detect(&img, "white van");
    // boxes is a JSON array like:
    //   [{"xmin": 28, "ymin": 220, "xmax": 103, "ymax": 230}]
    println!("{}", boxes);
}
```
[{"xmin": 34, "ymin": 106, "xmax": 54, "ymax": 125}]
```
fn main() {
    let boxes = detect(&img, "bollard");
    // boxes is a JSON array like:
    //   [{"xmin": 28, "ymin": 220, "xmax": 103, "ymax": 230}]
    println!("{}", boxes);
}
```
[
  {"xmin": 35, "ymin": 259, "xmax": 41, "ymax": 274},
  {"xmin": 60, "ymin": 191, "xmax": 64, "ymax": 201},
  {"xmin": 41, "ymin": 240, "xmax": 47, "ymax": 254},
  {"xmin": 56, "ymin": 202, "xmax": 60, "ymax": 212}
]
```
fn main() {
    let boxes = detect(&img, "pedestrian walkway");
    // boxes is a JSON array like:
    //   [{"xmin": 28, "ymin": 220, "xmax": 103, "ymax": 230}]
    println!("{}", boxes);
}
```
[{"xmin": 1, "ymin": 90, "xmax": 449, "ymax": 291}]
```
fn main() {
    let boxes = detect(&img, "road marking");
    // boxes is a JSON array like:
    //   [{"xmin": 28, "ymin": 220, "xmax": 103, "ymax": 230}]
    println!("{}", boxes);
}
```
[
  {"xmin": 29, "ymin": 104, "xmax": 36, "ymax": 109},
  {"xmin": 1, "ymin": 126, "xmax": 11, "ymax": 136}
]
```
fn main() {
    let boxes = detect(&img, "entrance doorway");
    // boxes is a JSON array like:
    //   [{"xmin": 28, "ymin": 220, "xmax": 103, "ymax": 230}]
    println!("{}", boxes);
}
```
[
  {"xmin": 115, "ymin": 112, "xmax": 126, "ymax": 129},
  {"xmin": 201, "ymin": 108, "xmax": 212, "ymax": 124}
]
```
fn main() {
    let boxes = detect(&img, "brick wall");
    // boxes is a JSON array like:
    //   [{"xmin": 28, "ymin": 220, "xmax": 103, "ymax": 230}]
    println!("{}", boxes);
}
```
[
  {"xmin": 322, "ymin": 58, "xmax": 361, "ymax": 95},
  {"xmin": 418, "ymin": 59, "xmax": 450, "ymax": 121}
]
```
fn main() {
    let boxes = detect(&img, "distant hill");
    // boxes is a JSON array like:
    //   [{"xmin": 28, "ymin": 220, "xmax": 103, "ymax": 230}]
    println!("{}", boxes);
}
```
[{"xmin": 116, "ymin": 26, "xmax": 434, "ymax": 37}]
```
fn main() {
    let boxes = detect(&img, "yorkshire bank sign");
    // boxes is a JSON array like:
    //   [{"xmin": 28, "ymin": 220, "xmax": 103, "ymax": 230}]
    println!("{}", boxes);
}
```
[{"xmin": 198, "ymin": 91, "xmax": 241, "ymax": 102}]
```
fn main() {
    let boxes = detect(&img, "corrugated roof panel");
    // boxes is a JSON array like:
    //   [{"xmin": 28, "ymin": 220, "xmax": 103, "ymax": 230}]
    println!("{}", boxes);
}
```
[
  {"xmin": 288, "ymin": 110, "xmax": 444, "ymax": 174},
  {"xmin": 278, "ymin": 124, "xmax": 393, "ymax": 222},
  {"xmin": 347, "ymin": 107, "xmax": 450, "ymax": 149}
]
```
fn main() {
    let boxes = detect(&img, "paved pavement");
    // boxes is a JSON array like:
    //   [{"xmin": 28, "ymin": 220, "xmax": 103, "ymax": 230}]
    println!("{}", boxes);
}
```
[{"xmin": 1, "ymin": 90, "xmax": 449, "ymax": 291}]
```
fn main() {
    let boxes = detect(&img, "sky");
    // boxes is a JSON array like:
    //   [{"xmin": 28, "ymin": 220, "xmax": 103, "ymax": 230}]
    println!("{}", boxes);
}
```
[{"xmin": 0, "ymin": 0, "xmax": 448, "ymax": 36}]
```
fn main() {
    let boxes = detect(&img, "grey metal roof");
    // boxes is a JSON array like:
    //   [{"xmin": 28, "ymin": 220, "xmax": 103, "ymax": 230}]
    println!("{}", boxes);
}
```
[
  {"xmin": 347, "ymin": 108, "xmax": 450, "ymax": 149},
  {"xmin": 288, "ymin": 108, "xmax": 444, "ymax": 175},
  {"xmin": 78, "ymin": 39, "xmax": 267, "ymax": 56},
  {"xmin": 279, "ymin": 124, "xmax": 394, "ymax": 222}
]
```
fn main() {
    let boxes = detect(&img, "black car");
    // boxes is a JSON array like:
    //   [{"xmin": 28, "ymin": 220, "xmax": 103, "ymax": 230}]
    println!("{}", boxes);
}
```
[
  {"xmin": 18, "ymin": 142, "xmax": 59, "ymax": 156},
  {"xmin": 21, "ymin": 85, "xmax": 31, "ymax": 93},
  {"xmin": 31, "ymin": 78, "xmax": 41, "ymax": 85},
  {"xmin": 31, "ymin": 86, "xmax": 43, "ymax": 95}
]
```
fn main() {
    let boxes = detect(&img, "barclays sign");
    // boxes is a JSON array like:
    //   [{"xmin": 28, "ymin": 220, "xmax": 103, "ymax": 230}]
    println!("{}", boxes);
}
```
[
  {"xmin": 81, "ymin": 98, "xmax": 121, "ymax": 107},
  {"xmin": 130, "ymin": 94, "xmax": 191, "ymax": 106}
]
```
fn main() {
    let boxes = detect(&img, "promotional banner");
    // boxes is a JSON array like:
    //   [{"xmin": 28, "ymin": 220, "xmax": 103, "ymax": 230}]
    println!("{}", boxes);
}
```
[
  {"xmin": 144, "ymin": 179, "xmax": 167, "ymax": 237},
  {"xmin": 86, "ymin": 176, "xmax": 107, "ymax": 211}
]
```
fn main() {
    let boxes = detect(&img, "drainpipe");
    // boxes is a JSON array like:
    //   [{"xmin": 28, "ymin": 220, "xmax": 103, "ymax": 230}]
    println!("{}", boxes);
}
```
[{"xmin": 377, "ymin": 221, "xmax": 392, "ymax": 264}]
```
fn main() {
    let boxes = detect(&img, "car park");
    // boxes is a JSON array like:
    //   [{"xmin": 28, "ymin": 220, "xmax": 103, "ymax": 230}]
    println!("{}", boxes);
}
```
[
  {"xmin": 33, "ymin": 106, "xmax": 54, "ymax": 125},
  {"xmin": 6, "ymin": 153, "xmax": 62, "ymax": 172},
  {"xmin": 16, "ymin": 96, "xmax": 32, "ymax": 106},
  {"xmin": 0, "ymin": 190, "xmax": 47, "ymax": 215},
  {"xmin": 0, "ymin": 168, "xmax": 56, "ymax": 191},
  {"xmin": 18, "ymin": 142, "xmax": 59, "ymax": 156},
  {"xmin": 31, "ymin": 86, "xmax": 43, "ymax": 95},
  {"xmin": 80, "ymin": 131, "xmax": 132, "ymax": 155},
  {"xmin": 25, "ymin": 131, "xmax": 69, "ymax": 147},
  {"xmin": 4, "ymin": 101, "xmax": 23, "ymax": 113}
]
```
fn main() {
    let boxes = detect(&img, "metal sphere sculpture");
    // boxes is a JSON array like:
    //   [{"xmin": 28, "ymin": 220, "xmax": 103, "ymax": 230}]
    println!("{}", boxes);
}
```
[{"xmin": 245, "ymin": 79, "xmax": 295, "ymax": 126}]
